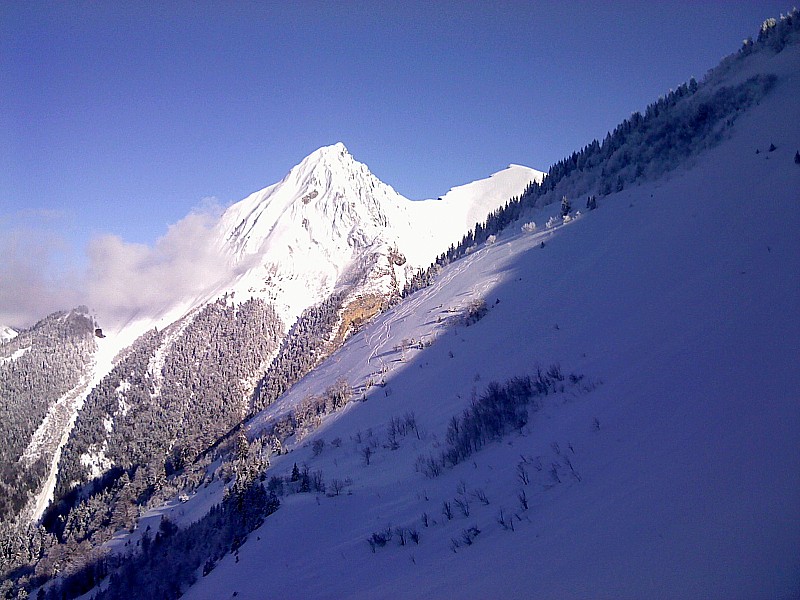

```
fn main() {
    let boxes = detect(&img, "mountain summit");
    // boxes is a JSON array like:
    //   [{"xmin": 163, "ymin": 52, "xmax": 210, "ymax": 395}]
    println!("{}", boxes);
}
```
[
  {"xmin": 217, "ymin": 143, "xmax": 401, "ymax": 260},
  {"xmin": 209, "ymin": 143, "xmax": 542, "ymax": 325},
  {"xmin": 0, "ymin": 325, "xmax": 17, "ymax": 342}
]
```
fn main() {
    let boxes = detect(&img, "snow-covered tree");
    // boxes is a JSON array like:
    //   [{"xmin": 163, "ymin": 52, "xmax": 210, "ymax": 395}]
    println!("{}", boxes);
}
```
[{"xmin": 560, "ymin": 196, "xmax": 571, "ymax": 216}]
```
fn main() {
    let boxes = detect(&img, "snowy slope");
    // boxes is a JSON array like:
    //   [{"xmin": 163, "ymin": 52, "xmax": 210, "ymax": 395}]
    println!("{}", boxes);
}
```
[{"xmin": 181, "ymin": 39, "xmax": 800, "ymax": 600}]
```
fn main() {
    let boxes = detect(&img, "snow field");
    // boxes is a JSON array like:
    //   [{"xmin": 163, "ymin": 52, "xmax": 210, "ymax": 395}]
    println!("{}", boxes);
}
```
[{"xmin": 183, "ymin": 41, "xmax": 800, "ymax": 599}]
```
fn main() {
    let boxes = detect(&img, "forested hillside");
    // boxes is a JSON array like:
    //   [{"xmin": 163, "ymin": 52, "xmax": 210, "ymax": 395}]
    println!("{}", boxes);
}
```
[
  {"xmin": 0, "ymin": 308, "xmax": 97, "ymax": 521},
  {"xmin": 48, "ymin": 299, "xmax": 283, "ymax": 535}
]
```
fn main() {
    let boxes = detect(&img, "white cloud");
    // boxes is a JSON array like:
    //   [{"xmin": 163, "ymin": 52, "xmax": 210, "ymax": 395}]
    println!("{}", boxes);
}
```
[
  {"xmin": 0, "ymin": 200, "xmax": 243, "ymax": 330},
  {"xmin": 84, "ymin": 205, "xmax": 235, "ymax": 327}
]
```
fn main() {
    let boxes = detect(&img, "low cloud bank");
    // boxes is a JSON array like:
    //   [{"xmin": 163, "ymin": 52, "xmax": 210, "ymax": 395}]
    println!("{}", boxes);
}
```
[
  {"xmin": 85, "ymin": 209, "xmax": 234, "ymax": 327},
  {"xmin": 1, "ymin": 202, "xmax": 244, "ymax": 331}
]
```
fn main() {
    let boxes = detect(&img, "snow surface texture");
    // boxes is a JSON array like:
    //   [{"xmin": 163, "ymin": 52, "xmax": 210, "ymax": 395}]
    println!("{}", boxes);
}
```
[{"xmin": 181, "ymin": 43, "xmax": 800, "ymax": 599}]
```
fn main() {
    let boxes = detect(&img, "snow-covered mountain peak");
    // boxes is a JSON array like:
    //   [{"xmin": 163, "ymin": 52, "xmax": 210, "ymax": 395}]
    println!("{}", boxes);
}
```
[
  {"xmin": 208, "ymin": 144, "xmax": 539, "ymax": 325},
  {"xmin": 218, "ymin": 143, "xmax": 404, "ymax": 260},
  {"xmin": 0, "ymin": 324, "xmax": 18, "ymax": 343},
  {"xmin": 292, "ymin": 141, "xmax": 355, "ymax": 174},
  {"xmin": 283, "ymin": 142, "xmax": 369, "ymax": 191}
]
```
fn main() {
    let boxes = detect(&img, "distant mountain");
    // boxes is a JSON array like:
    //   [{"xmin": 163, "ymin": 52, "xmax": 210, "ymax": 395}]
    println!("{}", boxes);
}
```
[
  {"xmin": 0, "ymin": 325, "xmax": 17, "ymax": 342},
  {"xmin": 210, "ymin": 142, "xmax": 542, "ymax": 326},
  {"xmin": 0, "ymin": 308, "xmax": 97, "ymax": 522}
]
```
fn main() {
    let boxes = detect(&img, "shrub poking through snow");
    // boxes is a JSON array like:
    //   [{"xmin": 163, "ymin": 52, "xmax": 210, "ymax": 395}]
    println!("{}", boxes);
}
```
[
  {"xmin": 418, "ymin": 367, "xmax": 585, "ymax": 478},
  {"xmin": 461, "ymin": 299, "xmax": 488, "ymax": 326}
]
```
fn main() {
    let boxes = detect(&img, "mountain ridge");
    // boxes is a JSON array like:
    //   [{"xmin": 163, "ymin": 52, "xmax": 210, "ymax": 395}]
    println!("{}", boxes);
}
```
[{"xmin": 1, "ymin": 143, "xmax": 541, "ymax": 534}]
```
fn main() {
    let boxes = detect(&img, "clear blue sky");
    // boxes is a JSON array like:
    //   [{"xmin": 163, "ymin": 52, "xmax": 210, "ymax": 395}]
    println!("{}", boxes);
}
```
[{"xmin": 0, "ymin": 1, "xmax": 790, "ymax": 319}]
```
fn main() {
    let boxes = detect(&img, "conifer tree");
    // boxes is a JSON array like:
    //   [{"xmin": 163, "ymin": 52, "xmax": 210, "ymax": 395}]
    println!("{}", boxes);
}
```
[{"xmin": 560, "ymin": 196, "xmax": 571, "ymax": 217}]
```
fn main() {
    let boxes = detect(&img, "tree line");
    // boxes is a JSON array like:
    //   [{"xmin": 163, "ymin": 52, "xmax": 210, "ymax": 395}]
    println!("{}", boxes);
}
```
[{"xmin": 403, "ymin": 12, "xmax": 798, "ymax": 297}]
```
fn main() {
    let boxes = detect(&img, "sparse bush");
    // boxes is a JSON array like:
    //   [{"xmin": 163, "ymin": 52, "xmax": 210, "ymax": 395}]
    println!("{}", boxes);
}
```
[
  {"xmin": 368, "ymin": 529, "xmax": 392, "ymax": 553},
  {"xmin": 408, "ymin": 528, "xmax": 420, "ymax": 545},
  {"xmin": 550, "ymin": 463, "xmax": 561, "ymax": 484},
  {"xmin": 564, "ymin": 456, "xmax": 582, "ymax": 482},
  {"xmin": 310, "ymin": 470, "xmax": 325, "ymax": 493},
  {"xmin": 329, "ymin": 478, "xmax": 346, "ymax": 496},
  {"xmin": 516, "ymin": 462, "xmax": 530, "ymax": 486},
  {"xmin": 454, "ymin": 497, "xmax": 470, "ymax": 517},
  {"xmin": 471, "ymin": 488, "xmax": 490, "ymax": 505},
  {"xmin": 518, "ymin": 489, "xmax": 528, "ymax": 511},
  {"xmin": 416, "ymin": 453, "xmax": 443, "ymax": 478},
  {"xmin": 460, "ymin": 525, "xmax": 481, "ymax": 546},
  {"xmin": 461, "ymin": 299, "xmax": 488, "ymax": 326},
  {"xmin": 497, "ymin": 508, "xmax": 514, "ymax": 531},
  {"xmin": 394, "ymin": 526, "xmax": 408, "ymax": 546},
  {"xmin": 404, "ymin": 412, "xmax": 420, "ymax": 440},
  {"xmin": 442, "ymin": 501, "xmax": 453, "ymax": 521},
  {"xmin": 361, "ymin": 446, "xmax": 373, "ymax": 466},
  {"xmin": 311, "ymin": 439, "xmax": 325, "ymax": 457},
  {"xmin": 547, "ymin": 364, "xmax": 564, "ymax": 381}
]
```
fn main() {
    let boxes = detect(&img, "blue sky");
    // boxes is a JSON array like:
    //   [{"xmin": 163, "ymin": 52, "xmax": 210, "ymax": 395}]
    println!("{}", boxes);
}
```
[{"xmin": 0, "ymin": 1, "xmax": 790, "ymax": 324}]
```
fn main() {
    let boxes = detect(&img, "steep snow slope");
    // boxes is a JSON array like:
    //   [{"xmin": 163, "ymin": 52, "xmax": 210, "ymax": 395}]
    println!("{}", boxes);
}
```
[
  {"xmin": 401, "ymin": 163, "xmax": 539, "ymax": 265},
  {"xmin": 183, "ymin": 41, "xmax": 800, "ymax": 600}
]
